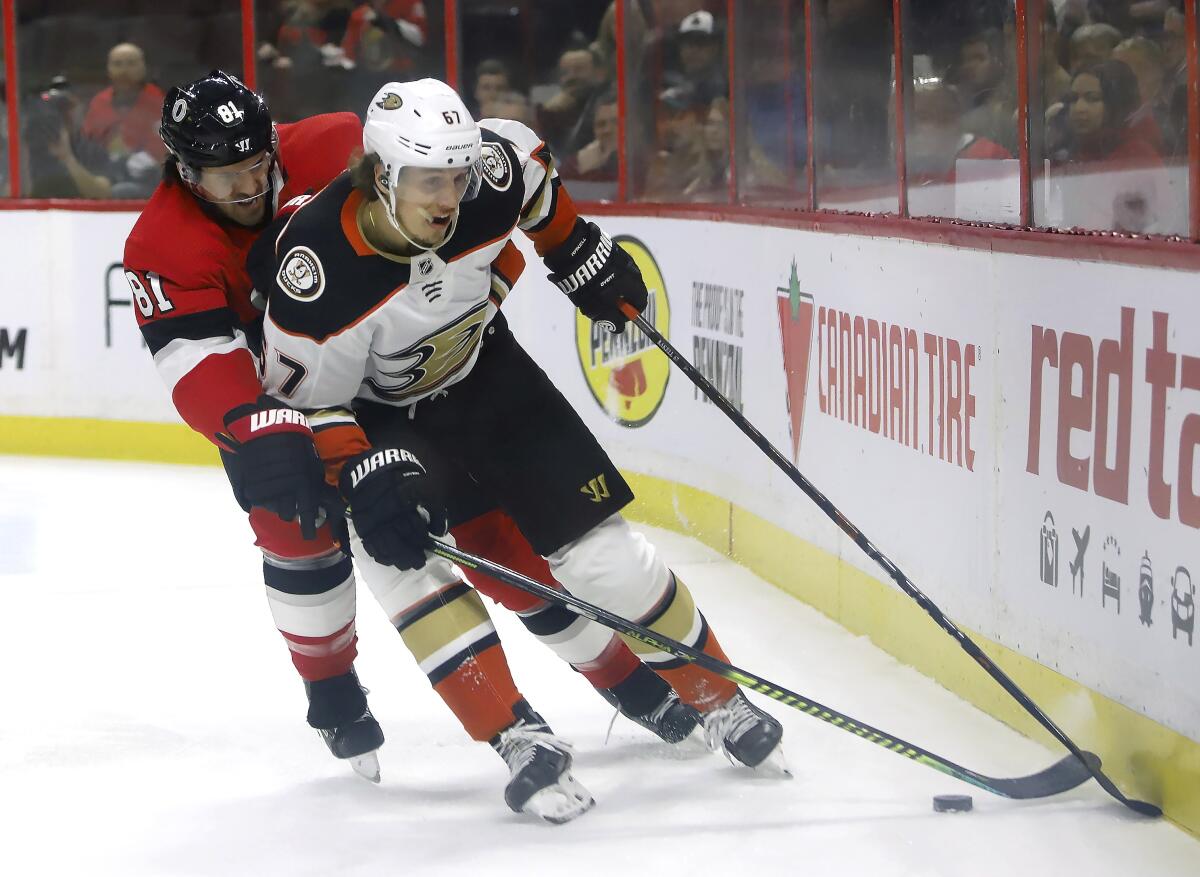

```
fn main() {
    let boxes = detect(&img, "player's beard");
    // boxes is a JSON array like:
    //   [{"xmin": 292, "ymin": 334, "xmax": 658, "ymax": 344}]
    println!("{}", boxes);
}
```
[{"xmin": 220, "ymin": 190, "xmax": 270, "ymax": 227}]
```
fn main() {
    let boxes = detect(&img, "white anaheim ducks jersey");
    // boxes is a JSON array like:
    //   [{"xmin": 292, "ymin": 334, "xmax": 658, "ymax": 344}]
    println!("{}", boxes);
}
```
[{"xmin": 248, "ymin": 119, "xmax": 574, "ymax": 413}]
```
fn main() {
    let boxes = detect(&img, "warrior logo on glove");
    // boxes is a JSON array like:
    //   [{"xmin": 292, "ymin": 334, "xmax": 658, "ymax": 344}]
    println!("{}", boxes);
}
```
[{"xmin": 545, "ymin": 218, "xmax": 648, "ymax": 335}]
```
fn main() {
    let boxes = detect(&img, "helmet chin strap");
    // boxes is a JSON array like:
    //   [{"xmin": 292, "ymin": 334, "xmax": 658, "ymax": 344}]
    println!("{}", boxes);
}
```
[{"xmin": 374, "ymin": 176, "xmax": 458, "ymax": 251}]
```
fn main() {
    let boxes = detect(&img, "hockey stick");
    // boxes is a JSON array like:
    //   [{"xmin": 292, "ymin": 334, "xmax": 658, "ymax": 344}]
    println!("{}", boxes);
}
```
[
  {"xmin": 617, "ymin": 302, "xmax": 1160, "ymax": 817},
  {"xmin": 429, "ymin": 537, "xmax": 1096, "ymax": 801}
]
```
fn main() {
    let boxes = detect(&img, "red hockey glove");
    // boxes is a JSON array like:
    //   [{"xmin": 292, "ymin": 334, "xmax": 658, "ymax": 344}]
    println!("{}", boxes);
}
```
[{"xmin": 223, "ymin": 396, "xmax": 328, "ymax": 540}]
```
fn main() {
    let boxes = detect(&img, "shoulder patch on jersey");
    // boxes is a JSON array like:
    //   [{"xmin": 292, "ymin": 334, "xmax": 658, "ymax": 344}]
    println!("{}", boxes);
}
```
[
  {"xmin": 480, "ymin": 143, "xmax": 513, "ymax": 192},
  {"xmin": 277, "ymin": 246, "xmax": 326, "ymax": 302}
]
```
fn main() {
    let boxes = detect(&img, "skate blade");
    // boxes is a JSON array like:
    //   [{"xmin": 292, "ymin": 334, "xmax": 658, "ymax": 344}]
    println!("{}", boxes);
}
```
[
  {"xmin": 751, "ymin": 743, "xmax": 792, "ymax": 779},
  {"xmin": 349, "ymin": 750, "xmax": 381, "ymax": 784},
  {"xmin": 521, "ymin": 772, "xmax": 596, "ymax": 825}
]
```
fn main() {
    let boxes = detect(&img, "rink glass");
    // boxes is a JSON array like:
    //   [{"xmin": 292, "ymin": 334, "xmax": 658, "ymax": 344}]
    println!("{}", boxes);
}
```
[
  {"xmin": 731, "ymin": 0, "xmax": 809, "ymax": 207},
  {"xmin": 903, "ymin": 0, "xmax": 1021, "ymax": 224},
  {"xmin": 14, "ymin": 0, "xmax": 241, "ymax": 199},
  {"xmin": 253, "ymin": 0, "xmax": 448, "ymax": 122},
  {"xmin": 812, "ymin": 0, "xmax": 899, "ymax": 213}
]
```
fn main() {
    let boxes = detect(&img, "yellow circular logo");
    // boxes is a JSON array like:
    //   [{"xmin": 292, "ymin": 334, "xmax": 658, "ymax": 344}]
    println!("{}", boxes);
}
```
[{"xmin": 574, "ymin": 236, "xmax": 670, "ymax": 427}]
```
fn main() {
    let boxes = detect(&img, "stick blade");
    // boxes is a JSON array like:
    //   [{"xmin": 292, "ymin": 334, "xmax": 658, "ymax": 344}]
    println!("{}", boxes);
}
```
[{"xmin": 982, "ymin": 751, "xmax": 1098, "ymax": 799}]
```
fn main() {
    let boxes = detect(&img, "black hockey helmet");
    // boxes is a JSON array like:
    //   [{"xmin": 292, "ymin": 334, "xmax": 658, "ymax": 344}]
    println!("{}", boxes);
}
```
[{"xmin": 160, "ymin": 70, "xmax": 274, "ymax": 175}]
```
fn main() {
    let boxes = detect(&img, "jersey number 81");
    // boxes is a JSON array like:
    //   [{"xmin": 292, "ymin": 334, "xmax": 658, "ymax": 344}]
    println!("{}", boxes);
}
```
[{"xmin": 124, "ymin": 270, "xmax": 175, "ymax": 319}]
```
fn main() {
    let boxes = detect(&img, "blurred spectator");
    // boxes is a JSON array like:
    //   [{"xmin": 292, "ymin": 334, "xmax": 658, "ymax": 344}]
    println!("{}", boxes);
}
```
[
  {"xmin": 1161, "ymin": 3, "xmax": 1186, "ymax": 75},
  {"xmin": 537, "ymin": 45, "xmax": 609, "ymax": 160},
  {"xmin": 956, "ymin": 28, "xmax": 1016, "ymax": 154},
  {"xmin": 815, "ymin": 0, "xmax": 894, "ymax": 183},
  {"xmin": 1112, "ymin": 37, "xmax": 1166, "ymax": 153},
  {"xmin": 1159, "ymin": 4, "xmax": 1188, "ymax": 157},
  {"xmin": 1089, "ymin": 0, "xmax": 1169, "ymax": 35},
  {"xmin": 472, "ymin": 59, "xmax": 512, "ymax": 119},
  {"xmin": 1068, "ymin": 23, "xmax": 1122, "ymax": 73},
  {"xmin": 591, "ymin": 0, "xmax": 646, "ymax": 82},
  {"xmin": 740, "ymin": 19, "xmax": 806, "ymax": 188},
  {"xmin": 659, "ymin": 11, "xmax": 727, "ymax": 113},
  {"xmin": 25, "ymin": 77, "xmax": 115, "ymax": 199},
  {"xmin": 1051, "ymin": 60, "xmax": 1162, "ymax": 232},
  {"xmin": 260, "ymin": 1, "xmax": 354, "ymax": 72},
  {"xmin": 1055, "ymin": 61, "xmax": 1156, "ymax": 162},
  {"xmin": 910, "ymin": 80, "xmax": 1011, "ymax": 179},
  {"xmin": 342, "ymin": 0, "xmax": 427, "ymax": 75},
  {"xmin": 480, "ymin": 90, "xmax": 535, "ymax": 127},
  {"xmin": 80, "ymin": 43, "xmax": 164, "ymax": 199},
  {"xmin": 1041, "ymin": 3, "xmax": 1073, "ymax": 107},
  {"xmin": 641, "ymin": 105, "xmax": 705, "ymax": 199},
  {"xmin": 561, "ymin": 90, "xmax": 619, "ymax": 181}
]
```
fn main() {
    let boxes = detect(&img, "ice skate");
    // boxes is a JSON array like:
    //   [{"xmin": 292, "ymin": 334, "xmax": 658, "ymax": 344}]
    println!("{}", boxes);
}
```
[
  {"xmin": 305, "ymin": 669, "xmax": 385, "ymax": 783},
  {"xmin": 492, "ymin": 715, "xmax": 595, "ymax": 824},
  {"xmin": 703, "ymin": 690, "xmax": 790, "ymax": 777},
  {"xmin": 598, "ymin": 684, "xmax": 703, "ymax": 745}
]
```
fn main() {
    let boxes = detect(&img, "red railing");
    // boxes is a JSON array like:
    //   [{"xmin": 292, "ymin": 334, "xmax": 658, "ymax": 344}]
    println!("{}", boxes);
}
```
[{"xmin": 1, "ymin": 0, "xmax": 1198, "ymax": 271}]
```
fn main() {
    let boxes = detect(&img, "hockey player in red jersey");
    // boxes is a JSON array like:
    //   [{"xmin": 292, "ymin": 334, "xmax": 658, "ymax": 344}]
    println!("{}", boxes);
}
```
[
  {"xmin": 247, "ymin": 79, "xmax": 789, "ymax": 793},
  {"xmin": 123, "ymin": 71, "xmax": 697, "ymax": 823}
]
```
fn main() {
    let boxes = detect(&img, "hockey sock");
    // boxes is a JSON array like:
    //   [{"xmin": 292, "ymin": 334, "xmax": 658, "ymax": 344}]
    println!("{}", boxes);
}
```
[
  {"xmin": 262, "ymin": 549, "xmax": 359, "ymax": 682},
  {"xmin": 626, "ymin": 572, "xmax": 738, "ymax": 712},
  {"xmin": 518, "ymin": 602, "xmax": 643, "ymax": 689},
  {"xmin": 394, "ymin": 581, "xmax": 523, "ymax": 742},
  {"xmin": 454, "ymin": 509, "xmax": 645, "ymax": 692},
  {"xmin": 650, "ymin": 621, "xmax": 738, "ymax": 712}
]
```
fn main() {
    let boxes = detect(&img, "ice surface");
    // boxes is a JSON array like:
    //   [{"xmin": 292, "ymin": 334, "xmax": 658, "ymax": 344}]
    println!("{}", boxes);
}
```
[{"xmin": 2, "ymin": 457, "xmax": 1197, "ymax": 876}]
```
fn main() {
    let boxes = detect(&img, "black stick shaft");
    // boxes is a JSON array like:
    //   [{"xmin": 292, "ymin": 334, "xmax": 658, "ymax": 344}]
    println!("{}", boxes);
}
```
[
  {"xmin": 622, "ymin": 307, "xmax": 1159, "ymax": 817},
  {"xmin": 430, "ymin": 538, "xmax": 1096, "ymax": 801}
]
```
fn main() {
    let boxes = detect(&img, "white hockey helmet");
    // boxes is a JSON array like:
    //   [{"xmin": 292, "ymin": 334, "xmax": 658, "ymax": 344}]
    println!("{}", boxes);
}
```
[{"xmin": 363, "ymin": 79, "xmax": 483, "ymax": 245}]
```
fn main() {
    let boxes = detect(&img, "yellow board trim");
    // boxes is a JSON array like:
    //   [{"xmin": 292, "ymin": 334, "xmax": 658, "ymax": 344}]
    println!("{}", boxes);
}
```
[
  {"xmin": 2, "ymin": 416, "xmax": 1196, "ymax": 836},
  {"xmin": 0, "ymin": 416, "xmax": 219, "ymax": 466}
]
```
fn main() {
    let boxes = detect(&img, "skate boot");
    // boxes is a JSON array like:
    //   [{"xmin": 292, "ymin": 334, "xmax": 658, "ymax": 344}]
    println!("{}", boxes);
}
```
[
  {"xmin": 491, "ymin": 703, "xmax": 595, "ymax": 824},
  {"xmin": 305, "ymin": 668, "xmax": 385, "ymax": 783},
  {"xmin": 703, "ymin": 690, "xmax": 790, "ymax": 776},
  {"xmin": 597, "ymin": 664, "xmax": 702, "ymax": 744}
]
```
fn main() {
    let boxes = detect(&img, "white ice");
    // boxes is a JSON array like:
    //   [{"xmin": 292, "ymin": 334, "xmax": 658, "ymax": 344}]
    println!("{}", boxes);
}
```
[{"xmin": 2, "ymin": 456, "xmax": 1197, "ymax": 876}]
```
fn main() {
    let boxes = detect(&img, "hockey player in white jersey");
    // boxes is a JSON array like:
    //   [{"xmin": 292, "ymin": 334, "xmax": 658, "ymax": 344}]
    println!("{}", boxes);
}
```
[{"xmin": 247, "ymin": 79, "xmax": 787, "ymax": 816}]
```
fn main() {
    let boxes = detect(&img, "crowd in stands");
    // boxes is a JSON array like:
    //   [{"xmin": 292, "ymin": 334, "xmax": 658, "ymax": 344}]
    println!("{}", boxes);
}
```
[{"xmin": 10, "ymin": 0, "xmax": 1196, "ymax": 232}]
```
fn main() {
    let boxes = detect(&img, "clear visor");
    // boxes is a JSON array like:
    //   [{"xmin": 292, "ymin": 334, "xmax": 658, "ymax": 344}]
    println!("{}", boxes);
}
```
[
  {"xmin": 194, "ymin": 151, "xmax": 274, "ymax": 204},
  {"xmin": 391, "ymin": 162, "xmax": 483, "ymax": 208}
]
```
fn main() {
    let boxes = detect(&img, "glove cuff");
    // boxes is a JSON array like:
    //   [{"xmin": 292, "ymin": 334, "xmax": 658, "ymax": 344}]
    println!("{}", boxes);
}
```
[{"xmin": 224, "ymin": 396, "xmax": 313, "ymax": 446}]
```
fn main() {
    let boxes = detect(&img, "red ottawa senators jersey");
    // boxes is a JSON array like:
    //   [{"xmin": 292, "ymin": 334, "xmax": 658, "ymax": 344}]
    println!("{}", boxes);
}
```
[{"xmin": 122, "ymin": 112, "xmax": 363, "ymax": 448}]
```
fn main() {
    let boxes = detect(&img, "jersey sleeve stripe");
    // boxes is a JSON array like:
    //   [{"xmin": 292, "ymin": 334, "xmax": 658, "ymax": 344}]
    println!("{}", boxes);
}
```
[
  {"xmin": 139, "ymin": 307, "xmax": 240, "ymax": 356},
  {"xmin": 489, "ymin": 240, "xmax": 525, "ymax": 291},
  {"xmin": 153, "ymin": 333, "xmax": 252, "ymax": 395},
  {"xmin": 525, "ymin": 183, "xmax": 580, "ymax": 255}
]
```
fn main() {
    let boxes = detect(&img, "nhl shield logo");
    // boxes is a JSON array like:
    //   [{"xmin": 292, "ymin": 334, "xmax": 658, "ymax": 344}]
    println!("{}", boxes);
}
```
[
  {"xmin": 480, "ymin": 144, "xmax": 512, "ymax": 191},
  {"xmin": 278, "ymin": 246, "xmax": 325, "ymax": 302},
  {"xmin": 375, "ymin": 92, "xmax": 403, "ymax": 111}
]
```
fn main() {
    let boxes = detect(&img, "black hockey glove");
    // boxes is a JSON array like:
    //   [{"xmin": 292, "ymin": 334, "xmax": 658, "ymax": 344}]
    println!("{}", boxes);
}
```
[
  {"xmin": 339, "ymin": 447, "xmax": 448, "ymax": 571},
  {"xmin": 223, "ymin": 396, "xmax": 328, "ymax": 540},
  {"xmin": 545, "ymin": 219, "xmax": 648, "ymax": 335}
]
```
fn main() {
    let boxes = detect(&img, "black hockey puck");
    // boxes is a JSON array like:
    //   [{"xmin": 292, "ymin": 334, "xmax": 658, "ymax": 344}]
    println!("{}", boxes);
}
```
[{"xmin": 932, "ymin": 794, "xmax": 973, "ymax": 812}]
